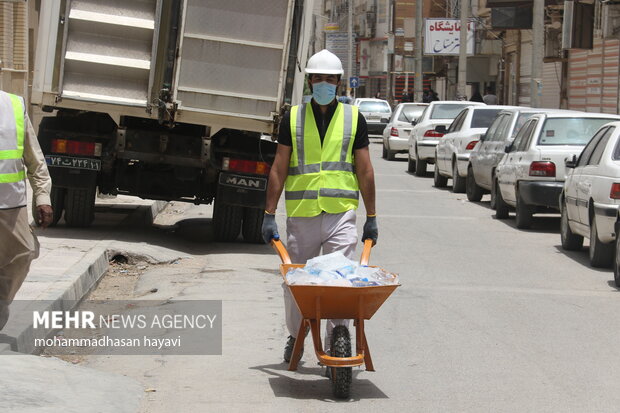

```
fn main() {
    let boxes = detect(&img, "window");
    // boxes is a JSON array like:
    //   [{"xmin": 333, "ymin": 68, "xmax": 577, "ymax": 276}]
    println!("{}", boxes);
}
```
[
  {"xmin": 447, "ymin": 110, "xmax": 467, "ymax": 133},
  {"xmin": 587, "ymin": 127, "xmax": 614, "ymax": 166},
  {"xmin": 471, "ymin": 109, "xmax": 503, "ymax": 128},
  {"xmin": 430, "ymin": 103, "xmax": 473, "ymax": 119},
  {"xmin": 398, "ymin": 105, "xmax": 426, "ymax": 123},
  {"xmin": 494, "ymin": 114, "xmax": 514, "ymax": 142},
  {"xmin": 511, "ymin": 119, "xmax": 537, "ymax": 152},
  {"xmin": 511, "ymin": 112, "xmax": 537, "ymax": 139},
  {"xmin": 483, "ymin": 114, "xmax": 505, "ymax": 142},
  {"xmin": 358, "ymin": 101, "xmax": 391, "ymax": 113},
  {"xmin": 577, "ymin": 126, "xmax": 608, "ymax": 167},
  {"xmin": 538, "ymin": 118, "xmax": 617, "ymax": 145}
]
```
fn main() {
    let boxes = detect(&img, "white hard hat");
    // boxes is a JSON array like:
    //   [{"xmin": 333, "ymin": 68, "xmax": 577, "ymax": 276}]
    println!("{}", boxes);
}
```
[{"xmin": 305, "ymin": 49, "xmax": 344, "ymax": 75}]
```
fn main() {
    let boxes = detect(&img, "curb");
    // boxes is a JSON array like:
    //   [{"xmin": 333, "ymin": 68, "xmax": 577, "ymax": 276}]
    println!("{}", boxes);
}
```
[{"xmin": 2, "ymin": 201, "xmax": 169, "ymax": 354}]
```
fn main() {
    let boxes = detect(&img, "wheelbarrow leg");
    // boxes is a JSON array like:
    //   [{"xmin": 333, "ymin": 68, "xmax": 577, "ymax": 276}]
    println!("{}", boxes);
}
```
[
  {"xmin": 354, "ymin": 318, "xmax": 374, "ymax": 371},
  {"xmin": 288, "ymin": 320, "xmax": 308, "ymax": 371}
]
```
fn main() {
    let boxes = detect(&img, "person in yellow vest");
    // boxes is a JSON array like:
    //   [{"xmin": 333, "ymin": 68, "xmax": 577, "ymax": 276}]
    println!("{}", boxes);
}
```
[
  {"xmin": 0, "ymin": 89, "xmax": 53, "ymax": 330},
  {"xmin": 262, "ymin": 49, "xmax": 377, "ymax": 363}
]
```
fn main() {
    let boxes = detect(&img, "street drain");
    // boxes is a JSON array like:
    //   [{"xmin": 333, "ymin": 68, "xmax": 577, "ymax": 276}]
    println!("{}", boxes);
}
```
[{"xmin": 110, "ymin": 254, "xmax": 128, "ymax": 264}]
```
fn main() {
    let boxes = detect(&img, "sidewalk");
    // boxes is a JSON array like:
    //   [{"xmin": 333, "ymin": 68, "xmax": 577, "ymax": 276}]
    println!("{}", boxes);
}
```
[{"xmin": 0, "ymin": 193, "xmax": 169, "ymax": 413}]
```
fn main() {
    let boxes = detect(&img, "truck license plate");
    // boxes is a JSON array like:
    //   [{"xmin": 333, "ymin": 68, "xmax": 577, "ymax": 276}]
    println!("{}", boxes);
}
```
[
  {"xmin": 45, "ymin": 155, "xmax": 101, "ymax": 171},
  {"xmin": 219, "ymin": 173, "xmax": 266, "ymax": 191}
]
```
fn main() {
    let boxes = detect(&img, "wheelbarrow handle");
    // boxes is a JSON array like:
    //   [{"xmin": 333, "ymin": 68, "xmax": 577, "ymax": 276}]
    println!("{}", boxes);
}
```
[
  {"xmin": 360, "ymin": 239, "xmax": 373, "ymax": 266},
  {"xmin": 271, "ymin": 239, "xmax": 292, "ymax": 265}
]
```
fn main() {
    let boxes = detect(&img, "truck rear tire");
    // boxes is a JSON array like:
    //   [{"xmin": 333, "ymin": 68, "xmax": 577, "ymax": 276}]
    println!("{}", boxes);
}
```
[
  {"xmin": 242, "ymin": 207, "xmax": 265, "ymax": 244},
  {"xmin": 212, "ymin": 198, "xmax": 242, "ymax": 242},
  {"xmin": 64, "ymin": 187, "xmax": 96, "ymax": 227}
]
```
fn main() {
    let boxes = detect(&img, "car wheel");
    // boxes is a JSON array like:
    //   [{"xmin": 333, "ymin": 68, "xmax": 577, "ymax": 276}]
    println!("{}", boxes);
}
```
[
  {"xmin": 387, "ymin": 148, "xmax": 396, "ymax": 161},
  {"xmin": 451, "ymin": 161, "xmax": 466, "ymax": 193},
  {"xmin": 614, "ymin": 223, "xmax": 620, "ymax": 287},
  {"xmin": 382, "ymin": 144, "xmax": 387, "ymax": 159},
  {"xmin": 415, "ymin": 152, "xmax": 427, "ymax": 176},
  {"xmin": 407, "ymin": 153, "xmax": 416, "ymax": 173},
  {"xmin": 560, "ymin": 201, "xmax": 583, "ymax": 251},
  {"xmin": 434, "ymin": 164, "xmax": 448, "ymax": 188},
  {"xmin": 494, "ymin": 178, "xmax": 509, "ymax": 220},
  {"xmin": 515, "ymin": 190, "xmax": 533, "ymax": 229},
  {"xmin": 490, "ymin": 175, "xmax": 497, "ymax": 210},
  {"xmin": 589, "ymin": 217, "xmax": 614, "ymax": 268},
  {"xmin": 466, "ymin": 166, "xmax": 483, "ymax": 202}
]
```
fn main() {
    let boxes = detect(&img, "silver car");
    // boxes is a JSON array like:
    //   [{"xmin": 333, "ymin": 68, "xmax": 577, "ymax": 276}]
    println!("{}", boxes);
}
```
[
  {"xmin": 353, "ymin": 98, "xmax": 392, "ymax": 136},
  {"xmin": 467, "ymin": 107, "xmax": 568, "ymax": 205},
  {"xmin": 381, "ymin": 103, "xmax": 428, "ymax": 160}
]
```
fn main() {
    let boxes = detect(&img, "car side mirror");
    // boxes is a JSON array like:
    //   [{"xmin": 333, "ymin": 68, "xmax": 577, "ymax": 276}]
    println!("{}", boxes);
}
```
[
  {"xmin": 504, "ymin": 143, "xmax": 513, "ymax": 153},
  {"xmin": 435, "ymin": 125, "xmax": 447, "ymax": 134},
  {"xmin": 565, "ymin": 154, "xmax": 578, "ymax": 169},
  {"xmin": 480, "ymin": 133, "xmax": 487, "ymax": 142},
  {"xmin": 411, "ymin": 119, "xmax": 418, "ymax": 126}
]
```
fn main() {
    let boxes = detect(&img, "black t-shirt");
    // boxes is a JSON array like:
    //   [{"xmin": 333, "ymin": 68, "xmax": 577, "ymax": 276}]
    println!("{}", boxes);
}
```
[{"xmin": 277, "ymin": 100, "xmax": 370, "ymax": 149}]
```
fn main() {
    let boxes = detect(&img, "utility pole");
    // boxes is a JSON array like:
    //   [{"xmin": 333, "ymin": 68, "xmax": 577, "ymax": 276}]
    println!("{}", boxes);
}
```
[
  {"xmin": 457, "ymin": 0, "xmax": 468, "ymax": 100},
  {"xmin": 348, "ymin": 0, "xmax": 353, "ymax": 97},
  {"xmin": 415, "ymin": 0, "xmax": 424, "ymax": 102},
  {"xmin": 531, "ymin": 0, "xmax": 544, "ymax": 107}
]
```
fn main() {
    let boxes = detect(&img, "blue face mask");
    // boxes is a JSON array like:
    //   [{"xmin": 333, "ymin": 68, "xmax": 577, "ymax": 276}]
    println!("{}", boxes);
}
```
[{"xmin": 312, "ymin": 82, "xmax": 337, "ymax": 105}]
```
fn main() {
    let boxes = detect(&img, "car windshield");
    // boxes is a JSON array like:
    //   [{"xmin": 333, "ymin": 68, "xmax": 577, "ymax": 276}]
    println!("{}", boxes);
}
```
[
  {"xmin": 398, "ymin": 106, "xmax": 425, "ymax": 122},
  {"xmin": 471, "ymin": 109, "xmax": 502, "ymax": 128},
  {"xmin": 538, "ymin": 118, "xmax": 618, "ymax": 145},
  {"xmin": 358, "ymin": 101, "xmax": 391, "ymax": 113},
  {"xmin": 430, "ymin": 104, "xmax": 473, "ymax": 119}
]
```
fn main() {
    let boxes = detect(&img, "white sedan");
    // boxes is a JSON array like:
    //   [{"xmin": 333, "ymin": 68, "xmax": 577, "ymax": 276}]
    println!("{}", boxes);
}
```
[
  {"xmin": 560, "ymin": 121, "xmax": 620, "ymax": 274},
  {"xmin": 382, "ymin": 103, "xmax": 428, "ymax": 160},
  {"xmin": 495, "ymin": 112, "xmax": 620, "ymax": 229},
  {"xmin": 407, "ymin": 101, "xmax": 485, "ymax": 177},
  {"xmin": 434, "ymin": 106, "xmax": 508, "ymax": 192}
]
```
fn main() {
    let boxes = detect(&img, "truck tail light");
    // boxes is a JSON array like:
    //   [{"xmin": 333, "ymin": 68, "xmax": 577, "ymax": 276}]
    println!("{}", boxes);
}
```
[
  {"xmin": 222, "ymin": 157, "xmax": 270, "ymax": 175},
  {"xmin": 529, "ymin": 161, "xmax": 556, "ymax": 177},
  {"xmin": 610, "ymin": 183, "xmax": 620, "ymax": 199},
  {"xmin": 51, "ymin": 139, "xmax": 101, "ymax": 156},
  {"xmin": 423, "ymin": 129, "xmax": 444, "ymax": 138},
  {"xmin": 390, "ymin": 128, "xmax": 399, "ymax": 137},
  {"xmin": 465, "ymin": 140, "xmax": 479, "ymax": 150}
]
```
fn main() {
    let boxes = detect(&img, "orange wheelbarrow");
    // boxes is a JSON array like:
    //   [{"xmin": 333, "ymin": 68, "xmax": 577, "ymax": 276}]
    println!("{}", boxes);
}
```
[{"xmin": 272, "ymin": 239, "xmax": 400, "ymax": 398}]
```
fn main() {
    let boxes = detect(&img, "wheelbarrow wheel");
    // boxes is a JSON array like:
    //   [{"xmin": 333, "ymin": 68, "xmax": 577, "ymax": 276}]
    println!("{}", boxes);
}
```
[{"xmin": 330, "ymin": 325, "xmax": 352, "ymax": 399}]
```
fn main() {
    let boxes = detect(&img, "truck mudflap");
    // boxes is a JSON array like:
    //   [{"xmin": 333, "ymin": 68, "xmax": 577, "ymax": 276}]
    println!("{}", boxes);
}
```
[{"xmin": 217, "ymin": 172, "xmax": 267, "ymax": 208}]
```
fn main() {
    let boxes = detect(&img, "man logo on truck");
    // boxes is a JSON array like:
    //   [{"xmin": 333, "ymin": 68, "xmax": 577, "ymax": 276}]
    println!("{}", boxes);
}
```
[{"xmin": 222, "ymin": 175, "xmax": 264, "ymax": 190}]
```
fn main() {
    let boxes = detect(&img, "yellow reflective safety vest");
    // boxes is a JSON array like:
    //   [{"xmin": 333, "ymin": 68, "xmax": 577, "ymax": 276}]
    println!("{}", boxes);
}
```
[
  {"xmin": 0, "ymin": 91, "xmax": 26, "ymax": 209},
  {"xmin": 284, "ymin": 102, "xmax": 359, "ymax": 217}
]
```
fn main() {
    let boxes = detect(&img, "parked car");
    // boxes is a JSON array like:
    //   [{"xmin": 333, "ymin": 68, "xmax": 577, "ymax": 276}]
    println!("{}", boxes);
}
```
[
  {"xmin": 495, "ymin": 112, "xmax": 620, "ymax": 228},
  {"xmin": 467, "ymin": 107, "xmax": 569, "ymax": 204},
  {"xmin": 407, "ymin": 101, "xmax": 486, "ymax": 177},
  {"xmin": 353, "ymin": 98, "xmax": 392, "ymax": 135},
  {"xmin": 382, "ymin": 103, "xmax": 428, "ymax": 160},
  {"xmin": 434, "ymin": 106, "xmax": 508, "ymax": 192},
  {"xmin": 560, "ymin": 121, "xmax": 620, "ymax": 272}
]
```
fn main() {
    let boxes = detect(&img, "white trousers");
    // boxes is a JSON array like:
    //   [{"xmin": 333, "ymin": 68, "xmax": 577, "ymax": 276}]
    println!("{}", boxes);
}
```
[{"xmin": 283, "ymin": 209, "xmax": 357, "ymax": 352}]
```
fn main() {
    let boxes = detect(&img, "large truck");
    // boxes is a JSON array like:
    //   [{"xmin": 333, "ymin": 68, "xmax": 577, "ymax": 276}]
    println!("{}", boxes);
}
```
[{"xmin": 31, "ymin": 0, "xmax": 313, "ymax": 242}]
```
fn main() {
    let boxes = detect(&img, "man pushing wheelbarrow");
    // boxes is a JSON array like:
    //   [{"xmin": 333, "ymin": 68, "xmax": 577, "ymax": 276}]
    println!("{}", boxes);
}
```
[{"xmin": 262, "ymin": 50, "xmax": 397, "ymax": 398}]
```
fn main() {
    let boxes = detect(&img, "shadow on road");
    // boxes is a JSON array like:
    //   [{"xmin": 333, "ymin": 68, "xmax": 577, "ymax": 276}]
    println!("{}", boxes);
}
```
[
  {"xmin": 250, "ymin": 362, "xmax": 388, "ymax": 401},
  {"xmin": 491, "ymin": 214, "xmax": 561, "ymax": 235},
  {"xmin": 552, "ymin": 245, "xmax": 614, "ymax": 275},
  {"xmin": 37, "ymin": 204, "xmax": 275, "ymax": 257}
]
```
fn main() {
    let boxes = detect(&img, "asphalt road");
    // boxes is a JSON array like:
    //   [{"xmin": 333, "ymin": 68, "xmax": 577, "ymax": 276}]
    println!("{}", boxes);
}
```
[{"xmin": 71, "ymin": 138, "xmax": 620, "ymax": 412}]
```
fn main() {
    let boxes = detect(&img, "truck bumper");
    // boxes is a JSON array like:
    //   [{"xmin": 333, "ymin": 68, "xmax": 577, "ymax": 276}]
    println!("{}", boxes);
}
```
[{"xmin": 518, "ymin": 181, "xmax": 563, "ymax": 209}]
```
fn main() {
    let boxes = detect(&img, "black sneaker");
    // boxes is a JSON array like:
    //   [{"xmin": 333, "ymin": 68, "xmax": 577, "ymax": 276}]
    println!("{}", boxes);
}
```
[{"xmin": 283, "ymin": 335, "xmax": 304, "ymax": 362}]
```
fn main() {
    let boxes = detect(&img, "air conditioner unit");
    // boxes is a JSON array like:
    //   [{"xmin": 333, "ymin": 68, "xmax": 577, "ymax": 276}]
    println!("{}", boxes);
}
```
[
  {"xmin": 545, "ymin": 27, "xmax": 562, "ymax": 59},
  {"xmin": 602, "ymin": 3, "xmax": 620, "ymax": 39}
]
